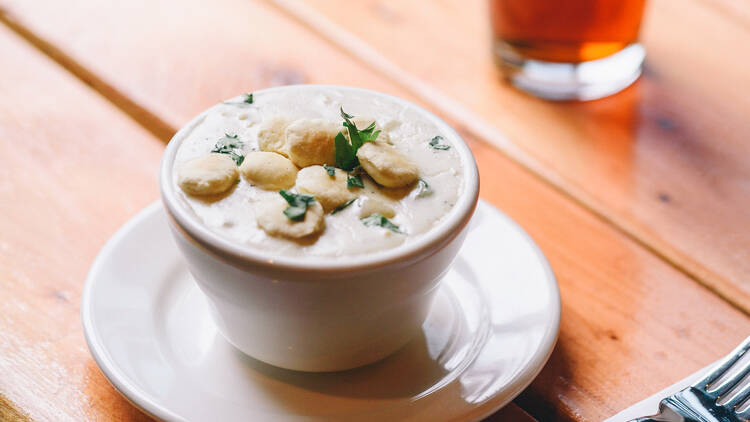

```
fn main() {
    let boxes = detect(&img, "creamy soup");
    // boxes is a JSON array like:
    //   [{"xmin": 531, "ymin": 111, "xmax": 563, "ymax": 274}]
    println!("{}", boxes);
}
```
[{"xmin": 172, "ymin": 86, "xmax": 463, "ymax": 257}]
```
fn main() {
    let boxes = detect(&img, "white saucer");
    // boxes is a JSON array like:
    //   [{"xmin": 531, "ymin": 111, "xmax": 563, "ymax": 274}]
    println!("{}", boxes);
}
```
[{"xmin": 82, "ymin": 200, "xmax": 560, "ymax": 422}]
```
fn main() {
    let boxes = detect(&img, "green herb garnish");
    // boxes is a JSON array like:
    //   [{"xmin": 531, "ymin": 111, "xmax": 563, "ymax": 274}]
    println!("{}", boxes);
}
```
[
  {"xmin": 335, "ymin": 108, "xmax": 381, "ymax": 171},
  {"xmin": 358, "ymin": 121, "xmax": 381, "ymax": 143},
  {"xmin": 244, "ymin": 93, "xmax": 253, "ymax": 104},
  {"xmin": 334, "ymin": 132, "xmax": 357, "ymax": 171},
  {"xmin": 323, "ymin": 164, "xmax": 336, "ymax": 177},
  {"xmin": 341, "ymin": 108, "xmax": 354, "ymax": 119},
  {"xmin": 341, "ymin": 107, "xmax": 381, "ymax": 149},
  {"xmin": 341, "ymin": 107, "xmax": 364, "ymax": 151},
  {"xmin": 416, "ymin": 179, "xmax": 433, "ymax": 197},
  {"xmin": 361, "ymin": 213, "xmax": 402, "ymax": 233},
  {"xmin": 428, "ymin": 135, "xmax": 450, "ymax": 150},
  {"xmin": 331, "ymin": 198, "xmax": 356, "ymax": 214},
  {"xmin": 347, "ymin": 174, "xmax": 364, "ymax": 189},
  {"xmin": 211, "ymin": 134, "xmax": 245, "ymax": 165},
  {"xmin": 279, "ymin": 190, "xmax": 316, "ymax": 221}
]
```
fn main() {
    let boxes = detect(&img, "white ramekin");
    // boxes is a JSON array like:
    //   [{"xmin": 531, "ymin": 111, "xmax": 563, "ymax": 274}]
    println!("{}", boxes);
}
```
[{"xmin": 159, "ymin": 85, "xmax": 479, "ymax": 372}]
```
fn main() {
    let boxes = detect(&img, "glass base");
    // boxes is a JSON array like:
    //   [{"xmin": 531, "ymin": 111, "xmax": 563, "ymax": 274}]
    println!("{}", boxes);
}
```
[{"xmin": 494, "ymin": 42, "xmax": 645, "ymax": 101}]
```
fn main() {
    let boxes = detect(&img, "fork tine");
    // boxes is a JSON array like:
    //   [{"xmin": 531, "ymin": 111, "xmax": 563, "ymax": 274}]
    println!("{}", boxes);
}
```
[
  {"xmin": 736, "ymin": 406, "xmax": 750, "ymax": 421},
  {"xmin": 693, "ymin": 336, "xmax": 750, "ymax": 392},
  {"xmin": 726, "ymin": 382, "xmax": 750, "ymax": 419},
  {"xmin": 711, "ymin": 359, "xmax": 750, "ymax": 397}
]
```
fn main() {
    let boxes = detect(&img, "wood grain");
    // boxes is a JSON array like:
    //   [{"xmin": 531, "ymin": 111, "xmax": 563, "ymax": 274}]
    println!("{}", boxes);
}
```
[
  {"xmin": 0, "ymin": 394, "xmax": 31, "ymax": 422},
  {"xmin": 0, "ymin": 25, "xmax": 158, "ymax": 422},
  {"xmin": 271, "ymin": 0, "xmax": 750, "ymax": 313},
  {"xmin": 0, "ymin": 0, "xmax": 749, "ymax": 421}
]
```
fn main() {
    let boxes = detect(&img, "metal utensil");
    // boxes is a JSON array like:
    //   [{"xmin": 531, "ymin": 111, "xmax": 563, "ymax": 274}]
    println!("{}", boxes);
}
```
[{"xmin": 632, "ymin": 336, "xmax": 750, "ymax": 422}]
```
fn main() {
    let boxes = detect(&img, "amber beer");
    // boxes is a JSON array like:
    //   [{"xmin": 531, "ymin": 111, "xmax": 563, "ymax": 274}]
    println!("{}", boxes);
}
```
[
  {"xmin": 490, "ymin": 0, "xmax": 646, "ymax": 63},
  {"xmin": 489, "ymin": 0, "xmax": 647, "ymax": 100}
]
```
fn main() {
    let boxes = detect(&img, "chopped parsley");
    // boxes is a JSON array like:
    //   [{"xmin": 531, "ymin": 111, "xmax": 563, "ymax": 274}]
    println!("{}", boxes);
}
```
[
  {"xmin": 356, "ymin": 121, "xmax": 381, "ymax": 143},
  {"xmin": 361, "ymin": 213, "xmax": 402, "ymax": 233},
  {"xmin": 347, "ymin": 174, "xmax": 364, "ymax": 189},
  {"xmin": 331, "ymin": 198, "xmax": 356, "ymax": 214},
  {"xmin": 211, "ymin": 134, "xmax": 245, "ymax": 165},
  {"xmin": 335, "ymin": 107, "xmax": 381, "ymax": 171},
  {"xmin": 416, "ymin": 179, "xmax": 433, "ymax": 198},
  {"xmin": 334, "ymin": 133, "xmax": 357, "ymax": 171},
  {"xmin": 429, "ymin": 135, "xmax": 450, "ymax": 150},
  {"xmin": 323, "ymin": 164, "xmax": 336, "ymax": 177},
  {"xmin": 244, "ymin": 93, "xmax": 253, "ymax": 104},
  {"xmin": 279, "ymin": 190, "xmax": 316, "ymax": 221}
]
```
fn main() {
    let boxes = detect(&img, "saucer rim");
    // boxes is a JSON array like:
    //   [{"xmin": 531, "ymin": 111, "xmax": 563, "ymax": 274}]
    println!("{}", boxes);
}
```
[
  {"xmin": 81, "ymin": 200, "xmax": 560, "ymax": 422},
  {"xmin": 82, "ymin": 202, "xmax": 186, "ymax": 421}
]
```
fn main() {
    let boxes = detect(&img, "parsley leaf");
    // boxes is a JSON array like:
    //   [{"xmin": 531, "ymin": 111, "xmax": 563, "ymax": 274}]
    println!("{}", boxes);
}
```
[
  {"xmin": 416, "ymin": 179, "xmax": 433, "ymax": 198},
  {"xmin": 341, "ymin": 107, "xmax": 364, "ymax": 151},
  {"xmin": 347, "ymin": 174, "xmax": 364, "ymax": 189},
  {"xmin": 323, "ymin": 164, "xmax": 336, "ymax": 177},
  {"xmin": 340, "ymin": 108, "xmax": 354, "ymax": 119},
  {"xmin": 429, "ymin": 135, "xmax": 450, "ymax": 150},
  {"xmin": 279, "ymin": 190, "xmax": 316, "ymax": 221},
  {"xmin": 358, "ymin": 121, "xmax": 381, "ymax": 143},
  {"xmin": 211, "ymin": 134, "xmax": 245, "ymax": 165},
  {"xmin": 334, "ymin": 108, "xmax": 381, "ymax": 171},
  {"xmin": 335, "ymin": 132, "xmax": 358, "ymax": 171},
  {"xmin": 244, "ymin": 93, "xmax": 253, "ymax": 104},
  {"xmin": 361, "ymin": 213, "xmax": 402, "ymax": 233},
  {"xmin": 331, "ymin": 198, "xmax": 356, "ymax": 214}
]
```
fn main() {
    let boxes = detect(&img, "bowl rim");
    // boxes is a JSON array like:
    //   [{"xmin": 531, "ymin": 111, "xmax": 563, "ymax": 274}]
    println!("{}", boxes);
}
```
[{"xmin": 159, "ymin": 85, "xmax": 479, "ymax": 273}]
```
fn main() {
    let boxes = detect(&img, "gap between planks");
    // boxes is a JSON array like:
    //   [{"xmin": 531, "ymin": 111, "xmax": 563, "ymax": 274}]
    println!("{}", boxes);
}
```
[
  {"xmin": 0, "ymin": 1, "xmax": 746, "ymax": 319},
  {"xmin": 0, "ymin": 7, "xmax": 174, "ymax": 142}
]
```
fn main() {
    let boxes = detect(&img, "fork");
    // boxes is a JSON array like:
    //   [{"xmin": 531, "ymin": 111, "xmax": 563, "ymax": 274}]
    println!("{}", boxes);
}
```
[{"xmin": 631, "ymin": 336, "xmax": 750, "ymax": 422}]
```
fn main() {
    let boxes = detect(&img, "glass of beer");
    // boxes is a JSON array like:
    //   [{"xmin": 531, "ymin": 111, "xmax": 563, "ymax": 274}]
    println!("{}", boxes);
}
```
[{"xmin": 490, "ymin": 0, "xmax": 647, "ymax": 100}]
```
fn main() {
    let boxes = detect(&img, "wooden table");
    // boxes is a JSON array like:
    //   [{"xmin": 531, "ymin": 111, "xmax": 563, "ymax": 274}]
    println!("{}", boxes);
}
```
[{"xmin": 0, "ymin": 0, "xmax": 748, "ymax": 420}]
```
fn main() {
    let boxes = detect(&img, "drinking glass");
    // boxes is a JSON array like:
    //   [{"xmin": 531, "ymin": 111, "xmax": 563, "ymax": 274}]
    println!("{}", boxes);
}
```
[{"xmin": 490, "ymin": 0, "xmax": 647, "ymax": 100}]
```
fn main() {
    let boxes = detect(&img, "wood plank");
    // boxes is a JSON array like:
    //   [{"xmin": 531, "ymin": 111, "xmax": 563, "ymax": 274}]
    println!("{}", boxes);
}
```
[
  {"xmin": 0, "ymin": 25, "xmax": 158, "ymax": 422},
  {"xmin": 0, "ymin": 0, "xmax": 400, "ymax": 142},
  {"xmin": 264, "ymin": 0, "xmax": 750, "ymax": 313},
  {"xmin": 1, "ymin": 1, "xmax": 749, "ymax": 421}
]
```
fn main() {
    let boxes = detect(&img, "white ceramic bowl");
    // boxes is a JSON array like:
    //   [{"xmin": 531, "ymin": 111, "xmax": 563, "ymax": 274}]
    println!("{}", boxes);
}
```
[{"xmin": 160, "ymin": 85, "xmax": 479, "ymax": 372}]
